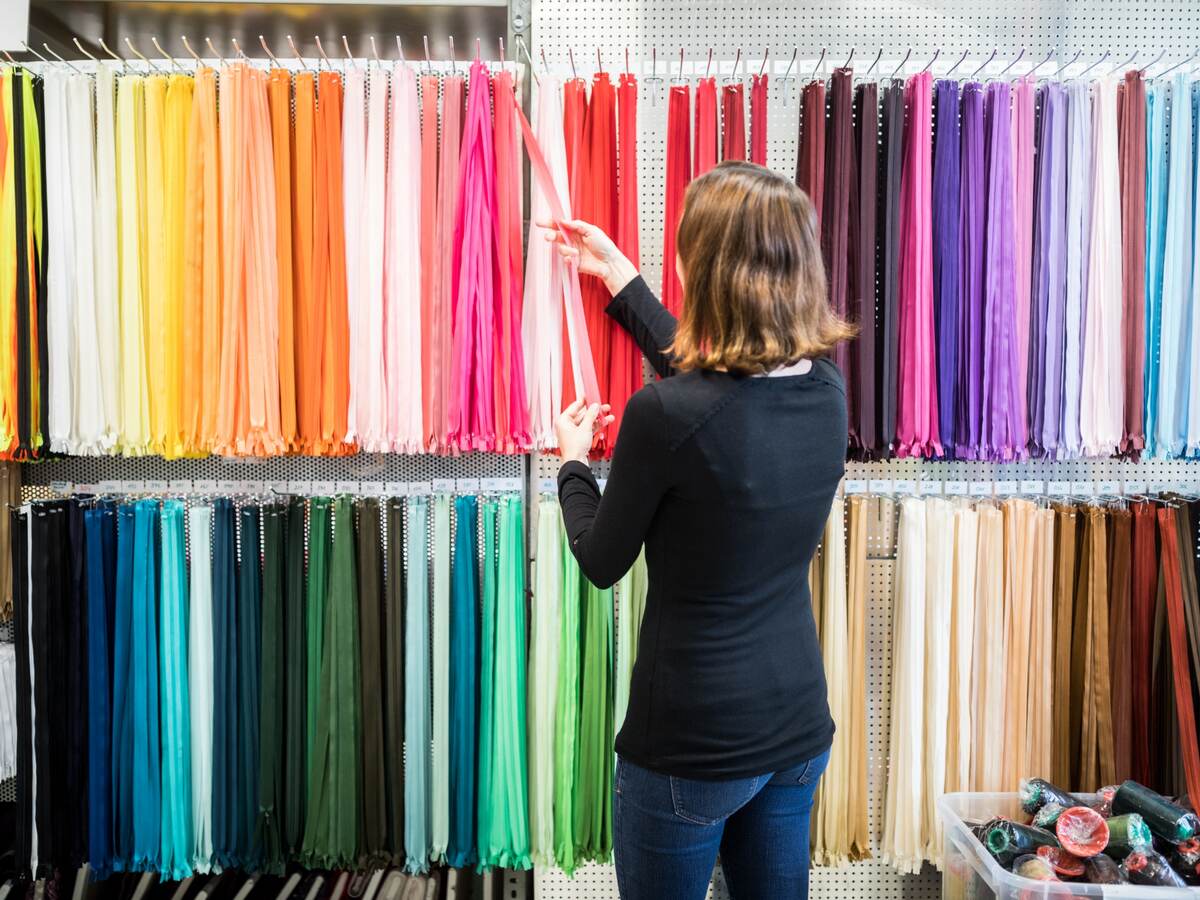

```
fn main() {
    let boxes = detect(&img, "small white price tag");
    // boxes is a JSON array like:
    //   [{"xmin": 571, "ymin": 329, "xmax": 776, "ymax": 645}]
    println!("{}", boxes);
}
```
[
  {"xmin": 969, "ymin": 482, "xmax": 993, "ymax": 497},
  {"xmin": 287, "ymin": 480, "xmax": 313, "ymax": 496},
  {"xmin": 242, "ymin": 480, "xmax": 265, "ymax": 494},
  {"xmin": 383, "ymin": 482, "xmax": 408, "ymax": 497},
  {"xmin": 143, "ymin": 480, "xmax": 168, "ymax": 493},
  {"xmin": 1020, "ymin": 480, "xmax": 1044, "ymax": 495},
  {"xmin": 1124, "ymin": 480, "xmax": 1149, "ymax": 495},
  {"xmin": 432, "ymin": 478, "xmax": 456, "ymax": 494},
  {"xmin": 456, "ymin": 478, "xmax": 481, "ymax": 494},
  {"xmin": 1073, "ymin": 481, "xmax": 1097, "ymax": 496},
  {"xmin": 1047, "ymin": 481, "xmax": 1070, "ymax": 496},
  {"xmin": 218, "ymin": 479, "xmax": 240, "ymax": 494},
  {"xmin": 994, "ymin": 480, "xmax": 1019, "ymax": 495},
  {"xmin": 480, "ymin": 478, "xmax": 503, "ymax": 492},
  {"xmin": 538, "ymin": 477, "xmax": 557, "ymax": 494},
  {"xmin": 169, "ymin": 479, "xmax": 193, "ymax": 493},
  {"xmin": 76, "ymin": 484, "xmax": 98, "ymax": 494},
  {"xmin": 120, "ymin": 480, "xmax": 146, "ymax": 493},
  {"xmin": 918, "ymin": 480, "xmax": 944, "ymax": 495},
  {"xmin": 359, "ymin": 482, "xmax": 386, "ymax": 496},
  {"xmin": 868, "ymin": 479, "xmax": 892, "ymax": 494},
  {"xmin": 500, "ymin": 477, "xmax": 524, "ymax": 492},
  {"xmin": 266, "ymin": 480, "xmax": 290, "ymax": 494},
  {"xmin": 193, "ymin": 479, "xmax": 218, "ymax": 494},
  {"xmin": 945, "ymin": 481, "xmax": 969, "ymax": 495},
  {"xmin": 893, "ymin": 479, "xmax": 918, "ymax": 495},
  {"xmin": 311, "ymin": 480, "xmax": 337, "ymax": 496},
  {"xmin": 843, "ymin": 480, "xmax": 867, "ymax": 494},
  {"xmin": 48, "ymin": 480, "xmax": 73, "ymax": 496},
  {"xmin": 335, "ymin": 480, "xmax": 360, "ymax": 494},
  {"xmin": 1097, "ymin": 481, "xmax": 1121, "ymax": 496},
  {"xmin": 410, "ymin": 481, "xmax": 434, "ymax": 497}
]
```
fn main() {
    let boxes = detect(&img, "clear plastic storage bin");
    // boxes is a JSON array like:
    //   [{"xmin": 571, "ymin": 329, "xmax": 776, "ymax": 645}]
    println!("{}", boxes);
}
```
[{"xmin": 937, "ymin": 792, "xmax": 1200, "ymax": 898}]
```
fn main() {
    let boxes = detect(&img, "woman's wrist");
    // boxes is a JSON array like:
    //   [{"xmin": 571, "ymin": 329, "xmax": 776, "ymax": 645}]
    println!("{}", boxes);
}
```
[{"xmin": 603, "ymin": 256, "xmax": 640, "ymax": 298}]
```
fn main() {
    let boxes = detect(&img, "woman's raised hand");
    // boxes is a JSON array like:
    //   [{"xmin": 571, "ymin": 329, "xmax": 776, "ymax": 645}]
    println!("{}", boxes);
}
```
[{"xmin": 539, "ymin": 218, "xmax": 639, "ymax": 296}]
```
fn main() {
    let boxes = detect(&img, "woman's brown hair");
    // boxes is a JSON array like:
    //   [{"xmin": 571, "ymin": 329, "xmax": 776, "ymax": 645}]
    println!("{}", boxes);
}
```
[{"xmin": 671, "ymin": 160, "xmax": 855, "ymax": 374}]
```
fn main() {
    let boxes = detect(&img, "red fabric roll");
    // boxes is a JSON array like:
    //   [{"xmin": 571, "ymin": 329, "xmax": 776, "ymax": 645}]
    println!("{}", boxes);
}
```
[
  {"xmin": 1129, "ymin": 502, "xmax": 1158, "ymax": 786},
  {"xmin": 561, "ymin": 78, "xmax": 590, "ymax": 408},
  {"xmin": 662, "ymin": 84, "xmax": 691, "ymax": 317},
  {"xmin": 797, "ymin": 80, "xmax": 827, "ymax": 221},
  {"xmin": 750, "ymin": 73, "xmax": 768, "ymax": 165},
  {"xmin": 1158, "ymin": 506, "xmax": 1200, "ymax": 813},
  {"xmin": 608, "ymin": 73, "xmax": 642, "ymax": 456},
  {"xmin": 694, "ymin": 76, "xmax": 718, "ymax": 176},
  {"xmin": 1055, "ymin": 807, "xmax": 1110, "ymax": 859},
  {"xmin": 721, "ymin": 82, "xmax": 746, "ymax": 161},
  {"xmin": 1118, "ymin": 70, "xmax": 1147, "ymax": 457}
]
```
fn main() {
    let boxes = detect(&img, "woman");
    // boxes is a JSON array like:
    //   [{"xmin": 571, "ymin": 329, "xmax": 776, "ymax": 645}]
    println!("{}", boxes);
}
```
[{"xmin": 550, "ymin": 161, "xmax": 853, "ymax": 900}]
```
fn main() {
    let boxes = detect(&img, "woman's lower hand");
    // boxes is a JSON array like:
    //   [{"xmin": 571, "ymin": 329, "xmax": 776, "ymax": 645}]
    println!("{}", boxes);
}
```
[
  {"xmin": 556, "ymin": 399, "xmax": 615, "ymax": 465},
  {"xmin": 538, "ymin": 218, "xmax": 639, "ymax": 297}
]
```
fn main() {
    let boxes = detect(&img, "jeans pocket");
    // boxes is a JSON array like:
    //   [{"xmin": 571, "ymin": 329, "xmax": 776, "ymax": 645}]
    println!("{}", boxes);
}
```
[{"xmin": 669, "ymin": 773, "xmax": 760, "ymax": 826}]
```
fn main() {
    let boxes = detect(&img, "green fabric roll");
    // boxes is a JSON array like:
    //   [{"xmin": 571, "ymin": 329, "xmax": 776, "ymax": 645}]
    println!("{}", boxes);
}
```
[
  {"xmin": 477, "ymin": 499, "xmax": 499, "ymax": 863},
  {"xmin": 357, "ymin": 499, "xmax": 388, "ymax": 864},
  {"xmin": 384, "ymin": 497, "xmax": 406, "ymax": 863},
  {"xmin": 554, "ymin": 529, "xmax": 581, "ymax": 875},
  {"xmin": 256, "ymin": 504, "xmax": 286, "ymax": 873},
  {"xmin": 574, "ymin": 573, "xmax": 613, "ymax": 864},
  {"xmin": 529, "ymin": 498, "xmax": 563, "ymax": 867},
  {"xmin": 283, "ymin": 497, "xmax": 308, "ymax": 855},
  {"xmin": 304, "ymin": 498, "xmax": 331, "ymax": 785},
  {"xmin": 302, "ymin": 496, "xmax": 362, "ymax": 868}
]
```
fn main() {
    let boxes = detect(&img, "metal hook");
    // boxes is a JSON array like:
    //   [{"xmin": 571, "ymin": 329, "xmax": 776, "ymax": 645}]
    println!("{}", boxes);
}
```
[
  {"xmin": 1029, "ymin": 47, "xmax": 1054, "ymax": 77},
  {"xmin": 314, "ymin": 35, "xmax": 332, "ymax": 69},
  {"xmin": 97, "ymin": 37, "xmax": 125, "ymax": 68},
  {"xmin": 341, "ymin": 35, "xmax": 358, "ymax": 68},
  {"xmin": 150, "ymin": 36, "xmax": 181, "ymax": 72},
  {"xmin": 1077, "ymin": 49, "xmax": 1110, "ymax": 79},
  {"xmin": 205, "ymin": 36, "xmax": 226, "ymax": 66},
  {"xmin": 811, "ymin": 47, "xmax": 830, "ymax": 82},
  {"xmin": 285, "ymin": 35, "xmax": 304, "ymax": 68},
  {"xmin": 1053, "ymin": 49, "xmax": 1082, "ymax": 77},
  {"xmin": 475, "ymin": 37, "xmax": 481, "ymax": 62},
  {"xmin": 422, "ymin": 35, "xmax": 433, "ymax": 74},
  {"xmin": 944, "ymin": 47, "xmax": 969, "ymax": 76},
  {"xmin": 723, "ymin": 47, "xmax": 742, "ymax": 83},
  {"xmin": 843, "ymin": 47, "xmax": 854, "ymax": 69},
  {"xmin": 865, "ymin": 47, "xmax": 883, "ymax": 76},
  {"xmin": 1109, "ymin": 49, "xmax": 1137, "ymax": 74},
  {"xmin": 1, "ymin": 49, "xmax": 17, "ymax": 66},
  {"xmin": 759, "ymin": 47, "xmax": 769, "ymax": 77},
  {"xmin": 998, "ymin": 47, "xmax": 1025, "ymax": 77},
  {"xmin": 395, "ymin": 35, "xmax": 405, "ymax": 62},
  {"xmin": 73, "ymin": 37, "xmax": 98, "ymax": 62},
  {"xmin": 625, "ymin": 47, "xmax": 630, "ymax": 76},
  {"xmin": 597, "ymin": 47, "xmax": 603, "ymax": 75},
  {"xmin": 971, "ymin": 48, "xmax": 997, "ymax": 77},
  {"xmin": 921, "ymin": 47, "xmax": 941, "ymax": 73},
  {"xmin": 892, "ymin": 47, "xmax": 912, "ymax": 78},
  {"xmin": 515, "ymin": 35, "xmax": 539, "ymax": 86},
  {"xmin": 21, "ymin": 41, "xmax": 48, "ymax": 64},
  {"xmin": 230, "ymin": 37, "xmax": 248, "ymax": 63},
  {"xmin": 124, "ymin": 36, "xmax": 163, "ymax": 72},
  {"xmin": 499, "ymin": 36, "xmax": 506, "ymax": 67},
  {"xmin": 369, "ymin": 35, "xmax": 381, "ymax": 66},
  {"xmin": 705, "ymin": 47, "xmax": 713, "ymax": 79},
  {"xmin": 781, "ymin": 47, "xmax": 797, "ymax": 81},
  {"xmin": 568, "ymin": 47, "xmax": 578, "ymax": 80},
  {"xmin": 810, "ymin": 47, "xmax": 825, "ymax": 81},
  {"xmin": 259, "ymin": 35, "xmax": 282, "ymax": 68},
  {"xmin": 540, "ymin": 46, "xmax": 550, "ymax": 75},
  {"xmin": 43, "ymin": 42, "xmax": 81, "ymax": 73},
  {"xmin": 672, "ymin": 46, "xmax": 688, "ymax": 84},
  {"xmin": 449, "ymin": 35, "xmax": 457, "ymax": 74},
  {"xmin": 1136, "ymin": 48, "xmax": 1167, "ymax": 75},
  {"xmin": 1156, "ymin": 48, "xmax": 1198, "ymax": 78}
]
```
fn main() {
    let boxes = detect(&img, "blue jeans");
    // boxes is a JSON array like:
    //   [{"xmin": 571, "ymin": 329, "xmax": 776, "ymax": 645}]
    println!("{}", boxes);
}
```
[{"xmin": 613, "ymin": 749, "xmax": 830, "ymax": 900}]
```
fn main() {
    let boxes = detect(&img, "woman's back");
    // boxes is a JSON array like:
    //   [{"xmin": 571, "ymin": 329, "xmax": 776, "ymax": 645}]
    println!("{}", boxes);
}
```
[{"xmin": 616, "ymin": 362, "xmax": 846, "ymax": 778}]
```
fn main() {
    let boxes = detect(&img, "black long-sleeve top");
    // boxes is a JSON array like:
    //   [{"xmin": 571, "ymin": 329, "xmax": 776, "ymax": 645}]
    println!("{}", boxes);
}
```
[{"xmin": 558, "ymin": 275, "xmax": 847, "ymax": 779}]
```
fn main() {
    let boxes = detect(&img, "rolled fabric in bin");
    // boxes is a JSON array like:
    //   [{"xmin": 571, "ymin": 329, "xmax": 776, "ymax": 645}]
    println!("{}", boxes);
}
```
[
  {"xmin": 1019, "ymin": 778, "xmax": 1078, "ymax": 815},
  {"xmin": 1084, "ymin": 853, "xmax": 1127, "ymax": 883},
  {"xmin": 1103, "ymin": 813, "xmax": 1152, "ymax": 858},
  {"xmin": 1112, "ymin": 780, "xmax": 1200, "ymax": 844},
  {"xmin": 1013, "ymin": 854, "xmax": 1060, "ymax": 881},
  {"xmin": 1121, "ymin": 849, "xmax": 1189, "ymax": 886},
  {"xmin": 1037, "ymin": 845, "xmax": 1085, "ymax": 878},
  {"xmin": 1055, "ymin": 806, "xmax": 1110, "ymax": 858},
  {"xmin": 1168, "ymin": 838, "xmax": 1200, "ymax": 884},
  {"xmin": 984, "ymin": 819, "xmax": 1059, "ymax": 867},
  {"xmin": 1033, "ymin": 802, "xmax": 1067, "ymax": 829},
  {"xmin": 1088, "ymin": 785, "xmax": 1117, "ymax": 817}
]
